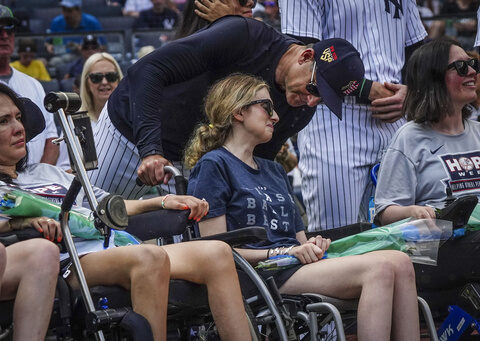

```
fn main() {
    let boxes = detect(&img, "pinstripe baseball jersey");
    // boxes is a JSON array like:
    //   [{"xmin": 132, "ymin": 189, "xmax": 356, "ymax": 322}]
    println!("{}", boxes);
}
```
[
  {"xmin": 280, "ymin": 0, "xmax": 427, "ymax": 83},
  {"xmin": 279, "ymin": 0, "xmax": 427, "ymax": 231}
]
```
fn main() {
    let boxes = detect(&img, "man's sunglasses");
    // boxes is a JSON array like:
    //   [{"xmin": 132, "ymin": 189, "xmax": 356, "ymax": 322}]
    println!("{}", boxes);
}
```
[
  {"xmin": 88, "ymin": 72, "xmax": 119, "ymax": 84},
  {"xmin": 243, "ymin": 98, "xmax": 274, "ymax": 117},
  {"xmin": 306, "ymin": 61, "xmax": 320, "ymax": 97},
  {"xmin": 447, "ymin": 58, "xmax": 479, "ymax": 76},
  {"xmin": 0, "ymin": 25, "xmax": 15, "ymax": 36}
]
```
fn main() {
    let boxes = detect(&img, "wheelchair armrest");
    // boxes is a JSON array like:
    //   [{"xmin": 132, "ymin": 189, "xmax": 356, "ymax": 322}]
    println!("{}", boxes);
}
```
[
  {"xmin": 126, "ymin": 209, "xmax": 190, "ymax": 241},
  {"xmin": 195, "ymin": 226, "xmax": 267, "ymax": 247},
  {"xmin": 0, "ymin": 228, "xmax": 42, "ymax": 247},
  {"xmin": 436, "ymin": 195, "xmax": 478, "ymax": 229}
]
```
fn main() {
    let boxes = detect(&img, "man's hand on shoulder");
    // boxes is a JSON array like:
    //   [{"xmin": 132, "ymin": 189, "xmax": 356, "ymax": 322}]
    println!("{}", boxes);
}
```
[{"xmin": 137, "ymin": 154, "xmax": 173, "ymax": 186}]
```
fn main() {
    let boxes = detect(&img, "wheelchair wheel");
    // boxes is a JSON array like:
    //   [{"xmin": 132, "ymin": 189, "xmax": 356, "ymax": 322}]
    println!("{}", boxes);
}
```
[{"xmin": 244, "ymin": 299, "xmax": 261, "ymax": 341}]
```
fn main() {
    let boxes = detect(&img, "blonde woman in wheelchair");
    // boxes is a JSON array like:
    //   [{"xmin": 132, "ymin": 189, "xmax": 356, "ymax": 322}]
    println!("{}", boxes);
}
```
[
  {"xmin": 0, "ymin": 82, "xmax": 252, "ymax": 341},
  {"xmin": 186, "ymin": 73, "xmax": 421, "ymax": 340}
]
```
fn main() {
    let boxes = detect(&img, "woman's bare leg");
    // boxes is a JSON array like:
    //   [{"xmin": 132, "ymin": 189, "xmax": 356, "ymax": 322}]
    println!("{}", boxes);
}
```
[
  {"xmin": 1, "ymin": 239, "xmax": 59, "ymax": 341},
  {"xmin": 0, "ymin": 243, "xmax": 6, "ymax": 294},
  {"xmin": 70, "ymin": 245, "xmax": 170, "ymax": 341},
  {"xmin": 279, "ymin": 250, "xmax": 420, "ymax": 341},
  {"xmin": 162, "ymin": 240, "xmax": 252, "ymax": 341},
  {"xmin": 390, "ymin": 251, "xmax": 420, "ymax": 341}
]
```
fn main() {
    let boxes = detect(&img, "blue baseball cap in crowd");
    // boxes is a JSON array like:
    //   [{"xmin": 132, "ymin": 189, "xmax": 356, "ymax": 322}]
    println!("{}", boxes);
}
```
[
  {"xmin": 312, "ymin": 38, "xmax": 365, "ymax": 119},
  {"xmin": 60, "ymin": 0, "xmax": 82, "ymax": 8}
]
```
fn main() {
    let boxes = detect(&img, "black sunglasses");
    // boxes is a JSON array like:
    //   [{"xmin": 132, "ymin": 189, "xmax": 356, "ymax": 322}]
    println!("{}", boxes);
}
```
[
  {"xmin": 306, "ymin": 61, "xmax": 320, "ymax": 97},
  {"xmin": 88, "ymin": 72, "xmax": 119, "ymax": 84},
  {"xmin": 243, "ymin": 98, "xmax": 274, "ymax": 117},
  {"xmin": 0, "ymin": 25, "xmax": 15, "ymax": 36},
  {"xmin": 447, "ymin": 58, "xmax": 479, "ymax": 76}
]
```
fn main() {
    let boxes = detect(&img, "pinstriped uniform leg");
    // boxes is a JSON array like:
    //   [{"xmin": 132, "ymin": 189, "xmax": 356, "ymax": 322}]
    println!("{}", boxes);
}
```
[
  {"xmin": 89, "ymin": 105, "xmax": 151, "ymax": 199},
  {"xmin": 298, "ymin": 103, "xmax": 405, "ymax": 231}
]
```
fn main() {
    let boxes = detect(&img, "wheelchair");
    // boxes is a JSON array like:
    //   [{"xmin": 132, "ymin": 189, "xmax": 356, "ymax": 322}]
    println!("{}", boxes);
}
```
[
  {"xmin": 370, "ymin": 162, "xmax": 480, "ymax": 340},
  {"xmin": 0, "ymin": 92, "xmax": 439, "ymax": 340}
]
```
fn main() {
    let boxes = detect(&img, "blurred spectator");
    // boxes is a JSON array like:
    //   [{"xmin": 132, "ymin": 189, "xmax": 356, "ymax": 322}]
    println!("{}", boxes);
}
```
[
  {"xmin": 0, "ymin": 5, "xmax": 59, "ymax": 165},
  {"xmin": 123, "ymin": 0, "xmax": 153, "ymax": 17},
  {"xmin": 134, "ymin": 0, "xmax": 179, "ymax": 29},
  {"xmin": 429, "ymin": 0, "xmax": 477, "ymax": 50},
  {"xmin": 261, "ymin": 0, "xmax": 280, "ymax": 30},
  {"xmin": 49, "ymin": 0, "xmax": 103, "ymax": 52},
  {"xmin": 137, "ymin": 45, "xmax": 155, "ymax": 59},
  {"xmin": 80, "ymin": 52, "xmax": 123, "ymax": 123},
  {"xmin": 64, "ymin": 34, "xmax": 101, "ymax": 79},
  {"xmin": 10, "ymin": 38, "xmax": 51, "ymax": 81},
  {"xmin": 417, "ymin": 0, "xmax": 435, "ymax": 33},
  {"xmin": 252, "ymin": 0, "xmax": 265, "ymax": 14},
  {"xmin": 57, "ymin": 52, "xmax": 122, "ymax": 170}
]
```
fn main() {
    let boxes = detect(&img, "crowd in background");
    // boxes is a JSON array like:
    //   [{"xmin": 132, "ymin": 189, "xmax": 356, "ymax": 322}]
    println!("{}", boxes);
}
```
[{"xmin": 0, "ymin": 0, "xmax": 475, "ymax": 93}]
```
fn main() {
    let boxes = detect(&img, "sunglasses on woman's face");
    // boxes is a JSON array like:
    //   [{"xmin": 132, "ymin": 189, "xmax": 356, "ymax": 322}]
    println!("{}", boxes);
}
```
[
  {"xmin": 447, "ymin": 58, "xmax": 479, "ymax": 76},
  {"xmin": 243, "ymin": 98, "xmax": 274, "ymax": 117},
  {"xmin": 88, "ymin": 72, "xmax": 119, "ymax": 84}
]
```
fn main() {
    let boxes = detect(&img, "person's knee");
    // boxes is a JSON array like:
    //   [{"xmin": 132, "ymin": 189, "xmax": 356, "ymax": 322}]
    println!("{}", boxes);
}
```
[
  {"xmin": 26, "ymin": 239, "xmax": 59, "ymax": 276},
  {"xmin": 389, "ymin": 251, "xmax": 415, "ymax": 281},
  {"xmin": 366, "ymin": 255, "xmax": 396, "ymax": 287},
  {"xmin": 133, "ymin": 245, "xmax": 170, "ymax": 276},
  {"xmin": 198, "ymin": 241, "xmax": 233, "ymax": 270}
]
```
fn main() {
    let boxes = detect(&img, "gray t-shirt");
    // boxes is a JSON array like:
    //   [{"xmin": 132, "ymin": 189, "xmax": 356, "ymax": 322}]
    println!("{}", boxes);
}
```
[{"xmin": 375, "ymin": 119, "xmax": 480, "ymax": 216}]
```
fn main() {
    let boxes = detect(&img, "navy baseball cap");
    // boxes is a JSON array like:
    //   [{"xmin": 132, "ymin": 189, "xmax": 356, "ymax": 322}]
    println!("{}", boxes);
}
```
[
  {"xmin": 21, "ymin": 98, "xmax": 45, "ymax": 142},
  {"xmin": 312, "ymin": 38, "xmax": 365, "ymax": 119}
]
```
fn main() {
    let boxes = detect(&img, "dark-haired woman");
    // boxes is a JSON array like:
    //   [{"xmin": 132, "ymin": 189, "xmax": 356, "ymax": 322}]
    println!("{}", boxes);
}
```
[
  {"xmin": 0, "ymin": 82, "xmax": 252, "ymax": 341},
  {"xmin": 375, "ymin": 38, "xmax": 480, "ymax": 294}
]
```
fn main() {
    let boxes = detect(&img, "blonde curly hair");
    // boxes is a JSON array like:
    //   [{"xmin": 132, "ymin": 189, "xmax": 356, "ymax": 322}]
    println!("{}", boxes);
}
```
[{"xmin": 184, "ymin": 73, "xmax": 269, "ymax": 168}]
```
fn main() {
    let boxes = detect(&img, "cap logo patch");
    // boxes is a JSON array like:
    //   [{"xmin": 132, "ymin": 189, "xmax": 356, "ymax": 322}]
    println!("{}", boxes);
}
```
[
  {"xmin": 341, "ymin": 80, "xmax": 359, "ymax": 95},
  {"xmin": 320, "ymin": 46, "xmax": 337, "ymax": 63}
]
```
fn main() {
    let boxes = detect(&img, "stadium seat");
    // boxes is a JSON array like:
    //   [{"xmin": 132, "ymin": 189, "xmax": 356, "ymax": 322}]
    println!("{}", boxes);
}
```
[
  {"xmin": 40, "ymin": 80, "xmax": 60, "ymax": 93},
  {"xmin": 60, "ymin": 78, "xmax": 75, "ymax": 92},
  {"xmin": 31, "ymin": 7, "xmax": 62, "ymax": 22},
  {"xmin": 27, "ymin": 18, "xmax": 49, "ymax": 34}
]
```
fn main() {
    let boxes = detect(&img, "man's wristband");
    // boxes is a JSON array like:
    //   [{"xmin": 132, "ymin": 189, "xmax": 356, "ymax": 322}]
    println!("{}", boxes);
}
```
[{"xmin": 357, "ymin": 78, "xmax": 373, "ymax": 100}]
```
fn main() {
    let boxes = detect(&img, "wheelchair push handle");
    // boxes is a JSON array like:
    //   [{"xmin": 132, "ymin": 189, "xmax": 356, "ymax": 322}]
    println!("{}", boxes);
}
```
[
  {"xmin": 44, "ymin": 91, "xmax": 82, "ymax": 114},
  {"xmin": 135, "ymin": 165, "xmax": 188, "ymax": 195}
]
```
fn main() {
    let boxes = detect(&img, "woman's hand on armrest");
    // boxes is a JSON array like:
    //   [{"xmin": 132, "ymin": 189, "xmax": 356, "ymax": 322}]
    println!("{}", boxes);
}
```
[
  {"xmin": 3, "ymin": 217, "xmax": 62, "ymax": 242},
  {"xmin": 125, "ymin": 195, "xmax": 208, "ymax": 221},
  {"xmin": 378, "ymin": 204, "xmax": 436, "ymax": 225}
]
